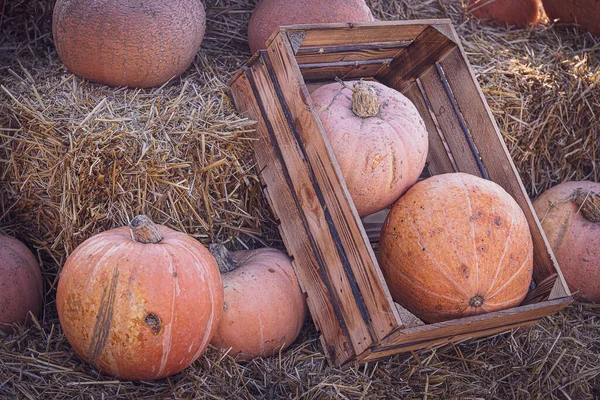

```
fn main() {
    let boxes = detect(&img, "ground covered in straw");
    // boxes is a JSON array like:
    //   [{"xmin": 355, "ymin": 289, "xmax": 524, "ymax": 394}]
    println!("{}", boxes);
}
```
[{"xmin": 1, "ymin": 0, "xmax": 599, "ymax": 399}]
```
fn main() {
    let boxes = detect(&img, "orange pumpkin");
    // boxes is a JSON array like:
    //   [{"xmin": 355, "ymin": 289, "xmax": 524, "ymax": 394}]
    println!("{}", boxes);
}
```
[
  {"xmin": 52, "ymin": 0, "xmax": 206, "ymax": 88},
  {"xmin": 0, "ymin": 235, "xmax": 43, "ymax": 334},
  {"xmin": 468, "ymin": 0, "xmax": 542, "ymax": 28},
  {"xmin": 56, "ymin": 216, "xmax": 224, "ymax": 381},
  {"xmin": 311, "ymin": 80, "xmax": 429, "ymax": 217},
  {"xmin": 209, "ymin": 245, "xmax": 307, "ymax": 360},
  {"xmin": 542, "ymin": 0, "xmax": 600, "ymax": 37},
  {"xmin": 533, "ymin": 181, "xmax": 600, "ymax": 302},
  {"xmin": 247, "ymin": 0, "xmax": 375, "ymax": 53},
  {"xmin": 378, "ymin": 173, "xmax": 534, "ymax": 323}
]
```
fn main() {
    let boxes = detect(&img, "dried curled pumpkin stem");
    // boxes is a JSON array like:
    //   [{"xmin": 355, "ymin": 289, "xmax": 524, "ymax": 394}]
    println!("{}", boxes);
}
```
[
  {"xmin": 335, "ymin": 77, "xmax": 380, "ymax": 118},
  {"xmin": 129, "ymin": 215, "xmax": 164, "ymax": 244},
  {"xmin": 209, "ymin": 243, "xmax": 238, "ymax": 273},
  {"xmin": 573, "ymin": 188, "xmax": 600, "ymax": 222}
]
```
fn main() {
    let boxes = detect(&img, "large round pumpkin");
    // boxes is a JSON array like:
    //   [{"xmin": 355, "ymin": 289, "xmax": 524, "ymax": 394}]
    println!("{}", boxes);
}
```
[
  {"xmin": 533, "ymin": 181, "xmax": 600, "ymax": 302},
  {"xmin": 209, "ymin": 245, "xmax": 307, "ymax": 360},
  {"xmin": 56, "ymin": 216, "xmax": 224, "ymax": 381},
  {"xmin": 467, "ymin": 0, "xmax": 542, "ymax": 28},
  {"xmin": 52, "ymin": 0, "xmax": 206, "ymax": 88},
  {"xmin": 247, "ymin": 0, "xmax": 375, "ymax": 53},
  {"xmin": 542, "ymin": 0, "xmax": 600, "ymax": 37},
  {"xmin": 0, "ymin": 235, "xmax": 43, "ymax": 334},
  {"xmin": 311, "ymin": 80, "xmax": 429, "ymax": 217},
  {"xmin": 378, "ymin": 173, "xmax": 534, "ymax": 323}
]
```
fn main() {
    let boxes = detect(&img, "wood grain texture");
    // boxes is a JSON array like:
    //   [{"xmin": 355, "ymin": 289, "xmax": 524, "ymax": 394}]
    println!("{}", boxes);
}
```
[
  {"xmin": 265, "ymin": 33, "xmax": 405, "ymax": 346},
  {"xmin": 295, "ymin": 41, "xmax": 410, "ymax": 64},
  {"xmin": 229, "ymin": 71, "xmax": 355, "ymax": 364},
  {"xmin": 299, "ymin": 60, "xmax": 389, "ymax": 82}
]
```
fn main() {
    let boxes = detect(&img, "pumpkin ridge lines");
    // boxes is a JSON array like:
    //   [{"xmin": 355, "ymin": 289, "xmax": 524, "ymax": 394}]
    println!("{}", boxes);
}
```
[
  {"xmin": 486, "ymin": 250, "xmax": 531, "ymax": 301},
  {"xmin": 87, "ymin": 263, "xmax": 120, "ymax": 367},
  {"xmin": 156, "ymin": 246, "xmax": 176, "ymax": 378},
  {"xmin": 459, "ymin": 177, "xmax": 480, "ymax": 294},
  {"xmin": 404, "ymin": 204, "xmax": 471, "ymax": 298},
  {"xmin": 441, "ymin": 191, "xmax": 469, "ymax": 286},
  {"xmin": 175, "ymin": 243, "xmax": 218, "ymax": 361},
  {"xmin": 483, "ymin": 195, "xmax": 515, "ymax": 297}
]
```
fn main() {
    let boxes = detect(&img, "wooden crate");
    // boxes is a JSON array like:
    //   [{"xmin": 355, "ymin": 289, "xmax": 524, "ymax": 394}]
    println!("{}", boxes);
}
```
[{"xmin": 228, "ymin": 19, "xmax": 573, "ymax": 367}]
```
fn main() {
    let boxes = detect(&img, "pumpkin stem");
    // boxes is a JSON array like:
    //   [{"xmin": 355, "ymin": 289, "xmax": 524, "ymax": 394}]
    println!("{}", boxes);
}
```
[
  {"xmin": 335, "ymin": 78, "xmax": 380, "ymax": 118},
  {"xmin": 209, "ymin": 244, "xmax": 238, "ymax": 273},
  {"xmin": 573, "ymin": 188, "xmax": 600, "ymax": 222},
  {"xmin": 468, "ymin": 295, "xmax": 484, "ymax": 308},
  {"xmin": 129, "ymin": 215, "xmax": 164, "ymax": 244}
]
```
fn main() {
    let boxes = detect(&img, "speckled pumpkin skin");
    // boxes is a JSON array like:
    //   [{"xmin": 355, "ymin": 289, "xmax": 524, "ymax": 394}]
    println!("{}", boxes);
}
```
[
  {"xmin": 311, "ymin": 80, "xmax": 429, "ymax": 217},
  {"xmin": 0, "ymin": 235, "xmax": 43, "ymax": 334},
  {"xmin": 468, "ymin": 0, "xmax": 541, "ymax": 28},
  {"xmin": 379, "ymin": 173, "xmax": 534, "ymax": 323},
  {"xmin": 210, "ymin": 248, "xmax": 307, "ymax": 360},
  {"xmin": 542, "ymin": 0, "xmax": 600, "ymax": 37},
  {"xmin": 247, "ymin": 0, "xmax": 374, "ymax": 53},
  {"xmin": 56, "ymin": 225, "xmax": 224, "ymax": 381},
  {"xmin": 533, "ymin": 181, "xmax": 600, "ymax": 302},
  {"xmin": 52, "ymin": 0, "xmax": 206, "ymax": 88}
]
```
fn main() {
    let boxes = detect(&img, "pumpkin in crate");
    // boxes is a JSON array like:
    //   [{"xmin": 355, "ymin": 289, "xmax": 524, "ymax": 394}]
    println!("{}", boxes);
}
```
[
  {"xmin": 533, "ymin": 181, "xmax": 600, "ymax": 302},
  {"xmin": 467, "ymin": 0, "xmax": 542, "ymax": 28},
  {"xmin": 0, "ymin": 235, "xmax": 43, "ymax": 334},
  {"xmin": 378, "ymin": 173, "xmax": 534, "ymax": 323},
  {"xmin": 311, "ymin": 80, "xmax": 429, "ymax": 217},
  {"xmin": 209, "ymin": 245, "xmax": 307, "ymax": 360},
  {"xmin": 56, "ymin": 216, "xmax": 224, "ymax": 381},
  {"xmin": 247, "ymin": 0, "xmax": 375, "ymax": 53},
  {"xmin": 52, "ymin": 0, "xmax": 206, "ymax": 88}
]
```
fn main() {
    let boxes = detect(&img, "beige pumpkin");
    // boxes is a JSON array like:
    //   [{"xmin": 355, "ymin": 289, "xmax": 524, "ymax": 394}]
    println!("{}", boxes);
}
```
[
  {"xmin": 533, "ymin": 181, "xmax": 600, "ymax": 302},
  {"xmin": 311, "ymin": 80, "xmax": 429, "ymax": 217},
  {"xmin": 378, "ymin": 173, "xmax": 534, "ymax": 323}
]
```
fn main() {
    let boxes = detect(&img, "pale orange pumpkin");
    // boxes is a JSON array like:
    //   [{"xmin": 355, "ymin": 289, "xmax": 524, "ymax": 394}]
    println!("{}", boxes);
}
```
[
  {"xmin": 468, "ymin": 0, "xmax": 542, "ymax": 28},
  {"xmin": 52, "ymin": 0, "xmax": 206, "ymax": 88},
  {"xmin": 247, "ymin": 0, "xmax": 375, "ymax": 53},
  {"xmin": 311, "ymin": 80, "xmax": 429, "ymax": 217},
  {"xmin": 533, "ymin": 181, "xmax": 600, "ymax": 302},
  {"xmin": 378, "ymin": 173, "xmax": 534, "ymax": 323},
  {"xmin": 56, "ymin": 216, "xmax": 224, "ymax": 381},
  {"xmin": 209, "ymin": 245, "xmax": 307, "ymax": 360},
  {"xmin": 0, "ymin": 234, "xmax": 43, "ymax": 334}
]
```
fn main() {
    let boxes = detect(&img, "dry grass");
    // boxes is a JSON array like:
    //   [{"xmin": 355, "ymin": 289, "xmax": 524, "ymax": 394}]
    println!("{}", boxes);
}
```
[{"xmin": 1, "ymin": 0, "xmax": 599, "ymax": 399}]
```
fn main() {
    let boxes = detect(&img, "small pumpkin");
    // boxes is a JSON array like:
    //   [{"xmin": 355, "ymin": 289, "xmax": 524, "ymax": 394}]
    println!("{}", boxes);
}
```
[
  {"xmin": 533, "ymin": 181, "xmax": 600, "ymax": 302},
  {"xmin": 542, "ymin": 0, "xmax": 600, "ymax": 37},
  {"xmin": 311, "ymin": 80, "xmax": 429, "ymax": 217},
  {"xmin": 467, "ymin": 0, "xmax": 542, "ymax": 28},
  {"xmin": 56, "ymin": 216, "xmax": 224, "ymax": 381},
  {"xmin": 209, "ymin": 244, "xmax": 307, "ymax": 360},
  {"xmin": 52, "ymin": 0, "xmax": 206, "ymax": 88},
  {"xmin": 247, "ymin": 0, "xmax": 375, "ymax": 53},
  {"xmin": 0, "ymin": 235, "xmax": 43, "ymax": 334},
  {"xmin": 378, "ymin": 173, "xmax": 534, "ymax": 323}
]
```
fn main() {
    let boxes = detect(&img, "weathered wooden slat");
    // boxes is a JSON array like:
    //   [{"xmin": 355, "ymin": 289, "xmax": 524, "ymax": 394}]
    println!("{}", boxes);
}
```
[
  {"xmin": 295, "ymin": 41, "xmax": 410, "ymax": 64},
  {"xmin": 376, "ymin": 26, "xmax": 457, "ymax": 92},
  {"xmin": 229, "ymin": 70, "xmax": 355, "ymax": 364},
  {"xmin": 436, "ymin": 44, "xmax": 570, "ymax": 297},
  {"xmin": 299, "ymin": 60, "xmax": 389, "ymax": 82},
  {"xmin": 402, "ymin": 81, "xmax": 457, "ymax": 176},
  {"xmin": 361, "ymin": 297, "xmax": 571, "ymax": 361},
  {"xmin": 265, "ymin": 33, "xmax": 405, "ymax": 344}
]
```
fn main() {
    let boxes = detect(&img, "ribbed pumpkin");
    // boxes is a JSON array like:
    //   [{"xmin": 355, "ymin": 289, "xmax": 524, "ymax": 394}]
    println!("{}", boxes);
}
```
[
  {"xmin": 542, "ymin": 0, "xmax": 600, "ymax": 37},
  {"xmin": 0, "ymin": 235, "xmax": 43, "ymax": 334},
  {"xmin": 209, "ymin": 245, "xmax": 307, "ymax": 360},
  {"xmin": 56, "ymin": 216, "xmax": 224, "ymax": 381},
  {"xmin": 378, "ymin": 173, "xmax": 534, "ymax": 323},
  {"xmin": 247, "ymin": 0, "xmax": 375, "ymax": 53},
  {"xmin": 533, "ymin": 181, "xmax": 600, "ymax": 302},
  {"xmin": 468, "ymin": 0, "xmax": 542, "ymax": 28},
  {"xmin": 52, "ymin": 0, "xmax": 206, "ymax": 88},
  {"xmin": 311, "ymin": 80, "xmax": 429, "ymax": 217}
]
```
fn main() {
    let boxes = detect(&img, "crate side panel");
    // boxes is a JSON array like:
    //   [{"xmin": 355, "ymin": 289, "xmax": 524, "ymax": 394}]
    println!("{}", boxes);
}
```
[
  {"xmin": 295, "ymin": 41, "xmax": 410, "ymax": 64},
  {"xmin": 300, "ymin": 61, "xmax": 388, "ymax": 82},
  {"xmin": 229, "ymin": 71, "xmax": 356, "ymax": 365},
  {"xmin": 248, "ymin": 54, "xmax": 377, "ymax": 356},
  {"xmin": 265, "ymin": 34, "xmax": 403, "ymax": 342},
  {"xmin": 371, "ymin": 297, "xmax": 570, "ymax": 355},
  {"xmin": 437, "ymin": 46, "xmax": 570, "ymax": 297}
]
